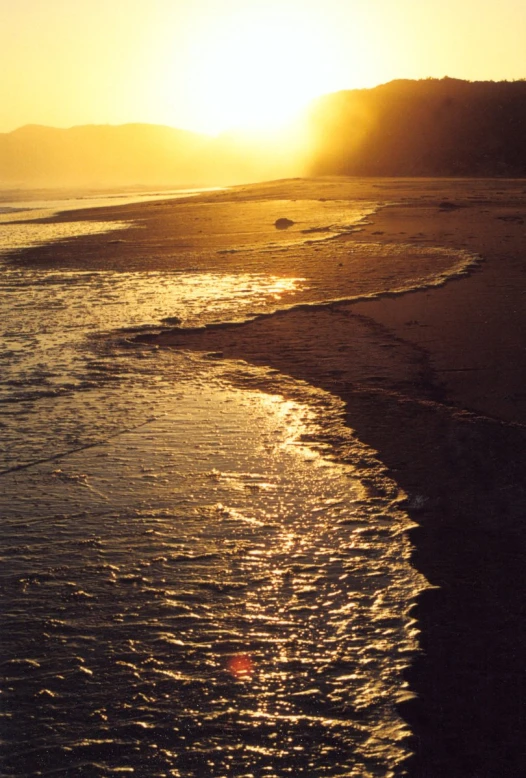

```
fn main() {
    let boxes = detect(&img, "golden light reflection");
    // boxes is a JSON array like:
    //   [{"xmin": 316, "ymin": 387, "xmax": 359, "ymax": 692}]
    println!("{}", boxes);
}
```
[{"xmin": 0, "ymin": 220, "xmax": 131, "ymax": 255}]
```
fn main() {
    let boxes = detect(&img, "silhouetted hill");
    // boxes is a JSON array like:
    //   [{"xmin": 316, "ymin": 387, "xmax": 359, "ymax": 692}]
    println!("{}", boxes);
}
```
[
  {"xmin": 0, "ymin": 123, "xmax": 214, "ymax": 186},
  {"xmin": 306, "ymin": 78, "xmax": 526, "ymax": 177},
  {"xmin": 0, "ymin": 122, "xmax": 302, "ymax": 188}
]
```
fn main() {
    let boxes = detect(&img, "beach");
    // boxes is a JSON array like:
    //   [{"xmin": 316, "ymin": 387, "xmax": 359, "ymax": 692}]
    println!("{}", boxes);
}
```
[
  {"xmin": 137, "ymin": 178, "xmax": 526, "ymax": 776},
  {"xmin": 3, "ymin": 177, "xmax": 526, "ymax": 776}
]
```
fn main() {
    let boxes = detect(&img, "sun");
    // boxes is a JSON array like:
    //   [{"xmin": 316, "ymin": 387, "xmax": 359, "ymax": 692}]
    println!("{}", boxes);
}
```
[{"xmin": 186, "ymin": 6, "xmax": 339, "ymax": 134}]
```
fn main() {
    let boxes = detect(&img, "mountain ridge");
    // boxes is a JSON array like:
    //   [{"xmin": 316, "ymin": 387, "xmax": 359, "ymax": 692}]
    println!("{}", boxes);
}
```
[{"xmin": 306, "ymin": 77, "xmax": 526, "ymax": 177}]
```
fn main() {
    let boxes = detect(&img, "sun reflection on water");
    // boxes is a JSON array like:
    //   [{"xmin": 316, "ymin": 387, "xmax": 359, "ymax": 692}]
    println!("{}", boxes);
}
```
[{"xmin": 1, "ymin": 360, "xmax": 425, "ymax": 775}]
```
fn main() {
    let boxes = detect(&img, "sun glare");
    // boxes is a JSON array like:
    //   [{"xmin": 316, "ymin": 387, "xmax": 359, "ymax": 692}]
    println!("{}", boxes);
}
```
[{"xmin": 186, "ymin": 7, "xmax": 338, "ymax": 134}]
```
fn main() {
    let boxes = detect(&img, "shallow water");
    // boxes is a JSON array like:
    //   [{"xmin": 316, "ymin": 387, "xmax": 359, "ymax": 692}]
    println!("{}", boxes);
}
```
[
  {"xmin": 0, "ymin": 190, "xmax": 429, "ymax": 776},
  {"xmin": 0, "ymin": 187, "xmax": 211, "ymax": 221},
  {"xmin": 1, "ymin": 367, "xmax": 422, "ymax": 777}
]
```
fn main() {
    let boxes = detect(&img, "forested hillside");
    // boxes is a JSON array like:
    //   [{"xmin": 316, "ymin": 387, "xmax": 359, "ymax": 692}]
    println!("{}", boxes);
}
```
[{"xmin": 306, "ymin": 78, "xmax": 526, "ymax": 177}]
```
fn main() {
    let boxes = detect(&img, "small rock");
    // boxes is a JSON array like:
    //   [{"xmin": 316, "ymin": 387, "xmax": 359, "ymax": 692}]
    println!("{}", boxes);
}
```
[{"xmin": 275, "ymin": 217, "xmax": 295, "ymax": 230}]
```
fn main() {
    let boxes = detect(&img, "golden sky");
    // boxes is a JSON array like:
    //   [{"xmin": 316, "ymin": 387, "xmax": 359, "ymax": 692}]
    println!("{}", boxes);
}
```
[{"xmin": 1, "ymin": 0, "xmax": 525, "ymax": 135}]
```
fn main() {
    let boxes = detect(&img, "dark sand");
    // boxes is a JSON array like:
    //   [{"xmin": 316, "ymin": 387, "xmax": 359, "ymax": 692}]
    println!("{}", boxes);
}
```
[{"xmin": 11, "ymin": 178, "xmax": 526, "ymax": 776}]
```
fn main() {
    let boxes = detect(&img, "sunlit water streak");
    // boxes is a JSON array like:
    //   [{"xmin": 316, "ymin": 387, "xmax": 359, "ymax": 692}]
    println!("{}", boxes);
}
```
[
  {"xmin": 0, "ymin": 192, "xmax": 427, "ymax": 777},
  {"xmin": 0, "ymin": 187, "xmax": 213, "ymax": 222}
]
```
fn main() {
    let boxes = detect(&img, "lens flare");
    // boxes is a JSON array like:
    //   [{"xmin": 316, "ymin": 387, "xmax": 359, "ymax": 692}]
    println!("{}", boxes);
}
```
[{"xmin": 227, "ymin": 654, "xmax": 255, "ymax": 680}]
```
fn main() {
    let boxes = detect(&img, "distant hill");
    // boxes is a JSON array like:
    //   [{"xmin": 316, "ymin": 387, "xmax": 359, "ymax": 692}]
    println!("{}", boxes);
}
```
[
  {"xmin": 0, "ymin": 123, "xmax": 212, "ymax": 187},
  {"xmin": 306, "ymin": 78, "xmax": 526, "ymax": 177},
  {"xmin": 0, "ymin": 122, "xmax": 302, "ymax": 188}
]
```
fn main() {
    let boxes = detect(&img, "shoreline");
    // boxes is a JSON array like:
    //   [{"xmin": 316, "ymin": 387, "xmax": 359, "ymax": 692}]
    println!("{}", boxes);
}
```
[{"xmin": 9, "ymin": 177, "xmax": 526, "ymax": 776}]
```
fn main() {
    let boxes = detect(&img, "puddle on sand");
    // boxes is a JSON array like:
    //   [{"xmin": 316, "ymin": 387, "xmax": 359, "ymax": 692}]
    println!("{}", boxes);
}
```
[
  {"xmin": 0, "ymin": 218, "xmax": 131, "ymax": 254},
  {"xmin": 1, "ymin": 350, "xmax": 425, "ymax": 778}
]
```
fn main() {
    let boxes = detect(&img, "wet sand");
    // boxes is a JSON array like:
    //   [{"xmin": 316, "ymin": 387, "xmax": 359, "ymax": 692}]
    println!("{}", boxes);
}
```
[{"xmin": 10, "ymin": 177, "xmax": 526, "ymax": 776}]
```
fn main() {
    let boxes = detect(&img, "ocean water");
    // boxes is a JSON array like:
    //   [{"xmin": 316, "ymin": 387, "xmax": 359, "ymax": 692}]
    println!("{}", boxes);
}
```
[{"xmin": 0, "ymin": 189, "xmax": 455, "ymax": 777}]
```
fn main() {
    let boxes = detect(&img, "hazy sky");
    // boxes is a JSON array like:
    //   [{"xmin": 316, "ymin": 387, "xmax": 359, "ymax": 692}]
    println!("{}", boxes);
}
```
[{"xmin": 1, "ymin": 0, "xmax": 525, "ymax": 134}]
